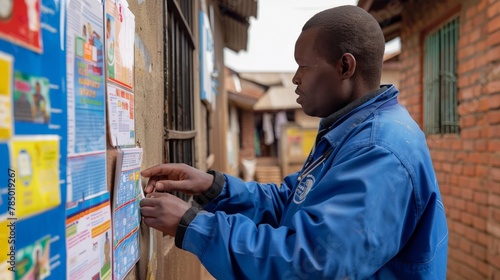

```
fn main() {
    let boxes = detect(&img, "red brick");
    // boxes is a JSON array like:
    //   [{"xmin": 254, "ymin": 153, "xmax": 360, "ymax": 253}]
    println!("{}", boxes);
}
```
[
  {"xmin": 476, "ymin": 261, "xmax": 491, "ymax": 278},
  {"xmin": 488, "ymin": 110, "xmax": 500, "ymax": 124},
  {"xmin": 472, "ymin": 216, "xmax": 487, "ymax": 231},
  {"xmin": 489, "ymin": 140, "xmax": 500, "ymax": 152},
  {"xmin": 460, "ymin": 212, "xmax": 474, "ymax": 226},
  {"xmin": 489, "ymin": 94, "xmax": 500, "ymax": 110},
  {"xmin": 476, "ymin": 165, "xmax": 489, "ymax": 176},
  {"xmin": 487, "ymin": 45, "xmax": 500, "ymax": 63},
  {"xmin": 493, "ymin": 208, "xmax": 500, "ymax": 223},
  {"xmin": 477, "ymin": 231, "xmax": 489, "ymax": 247},
  {"xmin": 488, "ymin": 30, "xmax": 500, "ymax": 48},
  {"xmin": 494, "ymin": 167, "xmax": 500, "ymax": 182},
  {"xmin": 474, "ymin": 140, "xmax": 488, "ymax": 152},
  {"xmin": 489, "ymin": 125, "xmax": 500, "ymax": 137},
  {"xmin": 459, "ymin": 237, "xmax": 472, "ymax": 253},
  {"xmin": 474, "ymin": 192, "xmax": 488, "ymax": 205},
  {"xmin": 491, "ymin": 154, "xmax": 500, "ymax": 167},
  {"xmin": 485, "ymin": 81, "xmax": 500, "ymax": 95},
  {"xmin": 488, "ymin": 1, "xmax": 500, "ymax": 19},
  {"xmin": 466, "ymin": 201, "xmax": 479, "ymax": 215},
  {"xmin": 490, "ymin": 193, "xmax": 500, "ymax": 206}
]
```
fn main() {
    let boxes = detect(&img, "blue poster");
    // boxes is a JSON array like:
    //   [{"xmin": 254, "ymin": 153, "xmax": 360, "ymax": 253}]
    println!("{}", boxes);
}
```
[{"xmin": 0, "ymin": 0, "xmax": 68, "ymax": 279}]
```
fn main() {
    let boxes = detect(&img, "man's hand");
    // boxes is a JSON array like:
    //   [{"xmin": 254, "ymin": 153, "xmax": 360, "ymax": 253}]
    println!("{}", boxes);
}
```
[
  {"xmin": 141, "ymin": 163, "xmax": 214, "ymax": 195},
  {"xmin": 140, "ymin": 192, "xmax": 190, "ymax": 236}
]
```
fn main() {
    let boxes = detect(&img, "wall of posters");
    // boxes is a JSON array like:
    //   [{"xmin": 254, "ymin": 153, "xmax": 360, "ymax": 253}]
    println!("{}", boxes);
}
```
[
  {"xmin": 0, "ymin": 0, "xmax": 140, "ymax": 279},
  {"xmin": 0, "ymin": 0, "xmax": 67, "ymax": 279}
]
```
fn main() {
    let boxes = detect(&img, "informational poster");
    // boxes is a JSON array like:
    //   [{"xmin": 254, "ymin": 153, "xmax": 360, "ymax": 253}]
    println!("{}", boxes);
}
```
[
  {"xmin": 66, "ymin": 194, "xmax": 112, "ymax": 280},
  {"xmin": 107, "ymin": 84, "xmax": 135, "ymax": 147},
  {"xmin": 66, "ymin": 0, "xmax": 107, "ymax": 206},
  {"xmin": 0, "ymin": 52, "xmax": 13, "ymax": 140},
  {"xmin": 113, "ymin": 147, "xmax": 143, "ymax": 280},
  {"xmin": 105, "ymin": 0, "xmax": 135, "ymax": 90},
  {"xmin": 65, "ymin": 1, "xmax": 110, "ymax": 279},
  {"xmin": 0, "ymin": 0, "xmax": 68, "ymax": 279},
  {"xmin": 0, "ymin": 0, "xmax": 43, "ymax": 53},
  {"xmin": 10, "ymin": 137, "xmax": 60, "ymax": 219}
]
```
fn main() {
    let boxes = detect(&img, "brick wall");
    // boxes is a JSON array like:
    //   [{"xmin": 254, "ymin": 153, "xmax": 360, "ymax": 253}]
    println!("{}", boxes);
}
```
[{"xmin": 398, "ymin": 0, "xmax": 500, "ymax": 278}]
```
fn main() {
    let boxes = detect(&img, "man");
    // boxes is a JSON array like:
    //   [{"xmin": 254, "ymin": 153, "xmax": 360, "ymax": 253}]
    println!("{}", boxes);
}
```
[{"xmin": 140, "ymin": 5, "xmax": 448, "ymax": 279}]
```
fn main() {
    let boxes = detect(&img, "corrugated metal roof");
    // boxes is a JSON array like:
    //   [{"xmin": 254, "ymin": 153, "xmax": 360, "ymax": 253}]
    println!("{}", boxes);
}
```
[
  {"xmin": 243, "ymin": 72, "xmax": 301, "ymax": 111},
  {"xmin": 219, "ymin": 0, "xmax": 257, "ymax": 18},
  {"xmin": 223, "ymin": 16, "xmax": 250, "ymax": 52},
  {"xmin": 253, "ymin": 86, "xmax": 301, "ymax": 111},
  {"xmin": 219, "ymin": 0, "xmax": 258, "ymax": 52}
]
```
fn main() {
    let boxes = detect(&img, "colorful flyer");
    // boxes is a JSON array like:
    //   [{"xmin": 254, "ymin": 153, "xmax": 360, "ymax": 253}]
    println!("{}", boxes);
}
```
[
  {"xmin": 15, "ymin": 235, "xmax": 51, "ymax": 280},
  {"xmin": 0, "ymin": 0, "xmax": 42, "ymax": 52},
  {"xmin": 10, "ymin": 136, "xmax": 61, "ymax": 219},
  {"xmin": 66, "ymin": 0, "xmax": 106, "ymax": 155},
  {"xmin": 105, "ymin": 0, "xmax": 135, "ymax": 89},
  {"xmin": 66, "ymin": 0, "xmax": 107, "ymax": 206},
  {"xmin": 107, "ymin": 84, "xmax": 135, "ymax": 147},
  {"xmin": 66, "ymin": 194, "xmax": 112, "ymax": 280},
  {"xmin": 13, "ymin": 72, "xmax": 51, "ymax": 124},
  {"xmin": 0, "ymin": 51, "xmax": 13, "ymax": 140},
  {"xmin": 113, "ymin": 147, "xmax": 143, "ymax": 280}
]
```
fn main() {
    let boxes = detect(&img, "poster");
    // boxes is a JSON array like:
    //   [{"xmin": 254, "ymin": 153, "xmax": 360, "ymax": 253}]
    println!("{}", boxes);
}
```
[
  {"xmin": 113, "ymin": 147, "xmax": 143, "ymax": 280},
  {"xmin": 66, "ymin": 0, "xmax": 107, "ymax": 206},
  {"xmin": 0, "ymin": 52, "xmax": 13, "ymax": 140},
  {"xmin": 66, "ymin": 1, "xmax": 111, "ymax": 279},
  {"xmin": 10, "ymin": 137, "xmax": 60, "ymax": 219},
  {"xmin": 0, "ymin": 0, "xmax": 42, "ymax": 53},
  {"xmin": 107, "ymin": 84, "xmax": 135, "ymax": 147},
  {"xmin": 105, "ymin": 0, "xmax": 135, "ymax": 90},
  {"xmin": 0, "ymin": 1, "xmax": 68, "ymax": 278},
  {"xmin": 15, "ymin": 235, "xmax": 51, "ymax": 280},
  {"xmin": 199, "ymin": 10, "xmax": 217, "ymax": 108},
  {"xmin": 66, "ymin": 194, "xmax": 112, "ymax": 280}
]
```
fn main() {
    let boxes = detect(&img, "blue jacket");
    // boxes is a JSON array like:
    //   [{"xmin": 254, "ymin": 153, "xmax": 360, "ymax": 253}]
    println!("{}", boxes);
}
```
[{"xmin": 179, "ymin": 85, "xmax": 448, "ymax": 279}]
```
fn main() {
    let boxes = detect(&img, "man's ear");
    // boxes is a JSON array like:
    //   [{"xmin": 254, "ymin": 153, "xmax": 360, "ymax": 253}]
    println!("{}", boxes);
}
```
[{"xmin": 340, "ymin": 53, "xmax": 356, "ymax": 79}]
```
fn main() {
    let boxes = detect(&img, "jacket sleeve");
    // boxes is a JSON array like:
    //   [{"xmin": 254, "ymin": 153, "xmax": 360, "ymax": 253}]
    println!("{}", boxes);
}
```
[
  {"xmin": 197, "ymin": 172, "xmax": 297, "ymax": 227},
  {"xmin": 179, "ymin": 145, "xmax": 419, "ymax": 279}
]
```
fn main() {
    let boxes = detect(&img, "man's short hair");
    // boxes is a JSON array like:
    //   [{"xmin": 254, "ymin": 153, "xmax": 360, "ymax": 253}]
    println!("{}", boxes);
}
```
[{"xmin": 303, "ymin": 5, "xmax": 385, "ymax": 86}]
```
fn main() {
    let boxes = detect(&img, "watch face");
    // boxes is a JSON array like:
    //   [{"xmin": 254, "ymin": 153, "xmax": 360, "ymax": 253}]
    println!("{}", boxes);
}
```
[{"xmin": 0, "ymin": 0, "xmax": 14, "ymax": 20}]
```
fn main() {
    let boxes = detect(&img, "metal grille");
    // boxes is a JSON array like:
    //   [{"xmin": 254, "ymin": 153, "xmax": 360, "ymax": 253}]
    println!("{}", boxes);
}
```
[
  {"xmin": 424, "ymin": 17, "xmax": 459, "ymax": 134},
  {"xmin": 164, "ymin": 0, "xmax": 196, "ymax": 201}
]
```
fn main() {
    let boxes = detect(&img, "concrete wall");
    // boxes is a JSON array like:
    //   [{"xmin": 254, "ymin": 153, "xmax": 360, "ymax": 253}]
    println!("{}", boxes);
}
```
[{"xmin": 397, "ymin": 0, "xmax": 500, "ymax": 278}]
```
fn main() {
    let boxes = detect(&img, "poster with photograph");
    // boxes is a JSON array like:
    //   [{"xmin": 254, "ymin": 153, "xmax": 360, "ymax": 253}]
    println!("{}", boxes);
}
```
[
  {"xmin": 66, "ymin": 194, "xmax": 112, "ymax": 280},
  {"xmin": 0, "ymin": 0, "xmax": 42, "ymax": 52},
  {"xmin": 105, "ymin": 0, "xmax": 135, "ymax": 90},
  {"xmin": 66, "ymin": 0, "xmax": 107, "ymax": 206}
]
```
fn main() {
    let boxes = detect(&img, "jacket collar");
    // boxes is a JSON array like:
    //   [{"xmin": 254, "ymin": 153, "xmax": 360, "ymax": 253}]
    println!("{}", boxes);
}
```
[{"xmin": 320, "ymin": 84, "xmax": 400, "ymax": 147}]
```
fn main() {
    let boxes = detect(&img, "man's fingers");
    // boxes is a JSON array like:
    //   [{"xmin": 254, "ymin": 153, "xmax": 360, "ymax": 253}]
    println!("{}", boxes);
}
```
[
  {"xmin": 141, "ymin": 163, "xmax": 185, "ymax": 178},
  {"xmin": 154, "ymin": 180, "xmax": 186, "ymax": 192},
  {"xmin": 140, "ymin": 206, "xmax": 157, "ymax": 217}
]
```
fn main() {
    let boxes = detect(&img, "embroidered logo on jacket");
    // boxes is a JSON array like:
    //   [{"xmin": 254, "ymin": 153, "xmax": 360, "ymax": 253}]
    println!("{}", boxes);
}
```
[{"xmin": 293, "ymin": 174, "xmax": 315, "ymax": 204}]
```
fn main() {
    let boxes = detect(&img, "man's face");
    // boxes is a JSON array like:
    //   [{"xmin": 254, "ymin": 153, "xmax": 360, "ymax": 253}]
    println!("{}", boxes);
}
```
[{"xmin": 292, "ymin": 28, "xmax": 348, "ymax": 118}]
